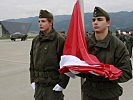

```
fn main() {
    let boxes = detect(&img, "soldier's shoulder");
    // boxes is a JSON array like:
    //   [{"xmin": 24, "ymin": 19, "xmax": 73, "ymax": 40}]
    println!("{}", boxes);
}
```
[
  {"xmin": 32, "ymin": 35, "xmax": 39, "ymax": 42},
  {"xmin": 56, "ymin": 32, "xmax": 65, "ymax": 40},
  {"xmin": 111, "ymin": 34, "xmax": 125, "ymax": 47}
]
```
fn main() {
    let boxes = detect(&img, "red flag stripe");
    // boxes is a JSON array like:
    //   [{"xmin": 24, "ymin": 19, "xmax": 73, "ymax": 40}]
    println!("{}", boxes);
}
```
[{"xmin": 59, "ymin": 0, "xmax": 122, "ymax": 80}]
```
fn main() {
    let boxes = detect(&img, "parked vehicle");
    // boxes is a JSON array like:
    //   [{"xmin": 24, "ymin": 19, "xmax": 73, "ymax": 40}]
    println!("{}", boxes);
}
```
[{"xmin": 10, "ymin": 32, "xmax": 28, "ymax": 41}]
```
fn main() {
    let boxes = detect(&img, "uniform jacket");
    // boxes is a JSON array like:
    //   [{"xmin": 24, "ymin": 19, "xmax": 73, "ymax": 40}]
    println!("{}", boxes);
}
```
[
  {"xmin": 29, "ymin": 29, "xmax": 69, "ymax": 89},
  {"xmin": 82, "ymin": 32, "xmax": 132, "ymax": 99}
]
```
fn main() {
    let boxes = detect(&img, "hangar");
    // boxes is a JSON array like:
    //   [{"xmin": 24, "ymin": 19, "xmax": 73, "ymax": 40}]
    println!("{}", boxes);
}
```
[{"xmin": 0, "ymin": 21, "xmax": 31, "ymax": 37}]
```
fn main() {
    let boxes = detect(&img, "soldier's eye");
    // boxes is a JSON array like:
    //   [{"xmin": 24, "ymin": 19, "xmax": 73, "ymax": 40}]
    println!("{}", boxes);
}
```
[
  {"xmin": 97, "ymin": 18, "xmax": 103, "ymax": 21},
  {"xmin": 41, "ymin": 20, "xmax": 45, "ymax": 22},
  {"xmin": 92, "ymin": 18, "xmax": 96, "ymax": 22}
]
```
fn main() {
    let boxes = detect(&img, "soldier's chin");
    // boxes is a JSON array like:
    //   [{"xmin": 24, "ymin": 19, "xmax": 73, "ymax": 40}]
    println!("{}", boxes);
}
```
[
  {"xmin": 94, "ymin": 29, "xmax": 100, "ymax": 32},
  {"xmin": 40, "ymin": 29, "xmax": 45, "ymax": 32}
]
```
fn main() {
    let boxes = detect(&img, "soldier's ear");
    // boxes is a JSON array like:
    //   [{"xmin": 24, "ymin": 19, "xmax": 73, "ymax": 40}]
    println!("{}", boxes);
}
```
[{"xmin": 107, "ymin": 20, "xmax": 111, "ymax": 27}]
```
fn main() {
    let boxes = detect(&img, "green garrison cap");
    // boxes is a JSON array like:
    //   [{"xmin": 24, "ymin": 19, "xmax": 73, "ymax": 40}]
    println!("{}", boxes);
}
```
[
  {"xmin": 39, "ymin": 10, "xmax": 53, "ymax": 20},
  {"xmin": 93, "ymin": 6, "xmax": 110, "ymax": 21}
]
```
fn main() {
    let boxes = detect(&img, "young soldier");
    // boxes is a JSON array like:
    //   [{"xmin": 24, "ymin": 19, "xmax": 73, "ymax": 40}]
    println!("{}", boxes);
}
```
[
  {"xmin": 80, "ymin": 7, "xmax": 132, "ymax": 100},
  {"xmin": 29, "ymin": 10, "xmax": 69, "ymax": 100}
]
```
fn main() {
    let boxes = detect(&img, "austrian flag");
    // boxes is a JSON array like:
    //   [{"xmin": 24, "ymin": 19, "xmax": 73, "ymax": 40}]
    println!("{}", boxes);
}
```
[{"xmin": 59, "ymin": 0, "xmax": 122, "ymax": 80}]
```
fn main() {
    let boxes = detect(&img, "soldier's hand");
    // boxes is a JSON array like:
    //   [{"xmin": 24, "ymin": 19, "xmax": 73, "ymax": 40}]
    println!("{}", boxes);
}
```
[
  {"xmin": 31, "ymin": 82, "xmax": 35, "ymax": 90},
  {"xmin": 89, "ymin": 71, "xmax": 100, "ymax": 76},
  {"xmin": 53, "ymin": 84, "xmax": 64, "ymax": 91},
  {"xmin": 69, "ymin": 69, "xmax": 81, "ymax": 74}
]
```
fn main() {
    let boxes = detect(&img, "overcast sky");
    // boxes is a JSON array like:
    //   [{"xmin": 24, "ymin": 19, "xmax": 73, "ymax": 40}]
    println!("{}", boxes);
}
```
[{"xmin": 0, "ymin": 0, "xmax": 133, "ymax": 20}]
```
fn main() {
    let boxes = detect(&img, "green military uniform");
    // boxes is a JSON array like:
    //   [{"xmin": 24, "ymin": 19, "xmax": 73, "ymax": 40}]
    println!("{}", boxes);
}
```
[
  {"xmin": 29, "ymin": 10, "xmax": 69, "ymax": 100},
  {"xmin": 80, "ymin": 7, "xmax": 132, "ymax": 100},
  {"xmin": 30, "ymin": 29, "xmax": 69, "ymax": 100},
  {"xmin": 82, "ymin": 32, "xmax": 132, "ymax": 100},
  {"xmin": 119, "ymin": 33, "xmax": 125, "ymax": 43},
  {"xmin": 131, "ymin": 33, "xmax": 133, "ymax": 57},
  {"xmin": 125, "ymin": 34, "xmax": 132, "ymax": 58}
]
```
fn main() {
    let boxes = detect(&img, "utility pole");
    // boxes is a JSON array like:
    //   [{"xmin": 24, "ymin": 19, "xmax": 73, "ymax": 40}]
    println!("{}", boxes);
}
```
[
  {"xmin": 78, "ymin": 0, "xmax": 85, "ymax": 100},
  {"xmin": 78, "ymin": 0, "xmax": 84, "ymax": 29}
]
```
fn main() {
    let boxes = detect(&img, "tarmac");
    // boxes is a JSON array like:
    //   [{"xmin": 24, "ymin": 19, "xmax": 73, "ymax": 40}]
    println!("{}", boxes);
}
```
[{"xmin": 0, "ymin": 39, "xmax": 132, "ymax": 100}]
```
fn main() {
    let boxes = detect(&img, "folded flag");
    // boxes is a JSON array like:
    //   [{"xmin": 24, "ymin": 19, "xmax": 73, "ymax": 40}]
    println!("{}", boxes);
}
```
[{"xmin": 59, "ymin": 0, "xmax": 122, "ymax": 80}]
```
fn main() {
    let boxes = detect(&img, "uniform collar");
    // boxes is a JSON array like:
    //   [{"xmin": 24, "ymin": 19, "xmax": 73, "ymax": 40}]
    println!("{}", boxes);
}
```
[
  {"xmin": 91, "ymin": 32, "xmax": 112, "ymax": 48},
  {"xmin": 39, "ymin": 28, "xmax": 56, "ymax": 41}
]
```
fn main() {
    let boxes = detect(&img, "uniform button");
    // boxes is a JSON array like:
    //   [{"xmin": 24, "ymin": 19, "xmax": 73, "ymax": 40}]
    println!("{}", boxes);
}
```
[{"xmin": 44, "ymin": 47, "xmax": 47, "ymax": 50}]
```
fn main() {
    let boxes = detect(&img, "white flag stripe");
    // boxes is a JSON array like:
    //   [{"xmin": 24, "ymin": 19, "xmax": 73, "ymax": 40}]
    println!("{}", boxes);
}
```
[{"xmin": 60, "ymin": 55, "xmax": 99, "ymax": 68}]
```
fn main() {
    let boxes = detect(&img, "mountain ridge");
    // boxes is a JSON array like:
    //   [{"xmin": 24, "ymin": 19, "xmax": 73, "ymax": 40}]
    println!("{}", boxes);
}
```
[{"xmin": 5, "ymin": 11, "xmax": 133, "ymax": 32}]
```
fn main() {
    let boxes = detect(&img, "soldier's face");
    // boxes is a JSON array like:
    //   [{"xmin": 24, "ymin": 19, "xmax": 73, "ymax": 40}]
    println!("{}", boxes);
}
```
[
  {"xmin": 92, "ymin": 16, "xmax": 110, "ymax": 33},
  {"xmin": 38, "ymin": 18, "xmax": 52, "ymax": 32}
]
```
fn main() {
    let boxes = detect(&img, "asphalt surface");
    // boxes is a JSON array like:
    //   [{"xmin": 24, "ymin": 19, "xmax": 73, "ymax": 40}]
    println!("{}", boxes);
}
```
[{"xmin": 0, "ymin": 39, "xmax": 132, "ymax": 100}]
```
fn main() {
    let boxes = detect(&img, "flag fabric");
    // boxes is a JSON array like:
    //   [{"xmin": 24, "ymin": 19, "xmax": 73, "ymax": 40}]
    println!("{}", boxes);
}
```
[{"xmin": 59, "ymin": 0, "xmax": 122, "ymax": 80}]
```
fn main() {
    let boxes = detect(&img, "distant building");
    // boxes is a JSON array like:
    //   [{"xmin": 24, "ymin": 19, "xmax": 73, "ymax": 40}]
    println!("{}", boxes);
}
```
[{"xmin": 0, "ymin": 21, "xmax": 31, "ymax": 37}]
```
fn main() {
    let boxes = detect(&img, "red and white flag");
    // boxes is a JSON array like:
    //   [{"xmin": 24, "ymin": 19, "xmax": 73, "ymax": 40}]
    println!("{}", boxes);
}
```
[{"xmin": 59, "ymin": 0, "xmax": 122, "ymax": 80}]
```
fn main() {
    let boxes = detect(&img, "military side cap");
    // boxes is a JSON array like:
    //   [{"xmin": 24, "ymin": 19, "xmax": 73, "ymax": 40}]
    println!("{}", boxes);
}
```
[
  {"xmin": 39, "ymin": 10, "xmax": 53, "ymax": 20},
  {"xmin": 93, "ymin": 6, "xmax": 110, "ymax": 21}
]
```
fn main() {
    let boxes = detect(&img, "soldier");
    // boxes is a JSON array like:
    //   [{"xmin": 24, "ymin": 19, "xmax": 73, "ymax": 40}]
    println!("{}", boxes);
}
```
[
  {"xmin": 59, "ymin": 31, "xmax": 66, "ymax": 38},
  {"xmin": 119, "ymin": 32, "xmax": 126, "ymax": 43},
  {"xmin": 115, "ymin": 30, "xmax": 120, "ymax": 39},
  {"xmin": 78, "ymin": 7, "xmax": 132, "ymax": 100},
  {"xmin": 131, "ymin": 31, "xmax": 133, "ymax": 57},
  {"xmin": 29, "ymin": 10, "xmax": 69, "ymax": 100},
  {"xmin": 125, "ymin": 31, "xmax": 132, "ymax": 58}
]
